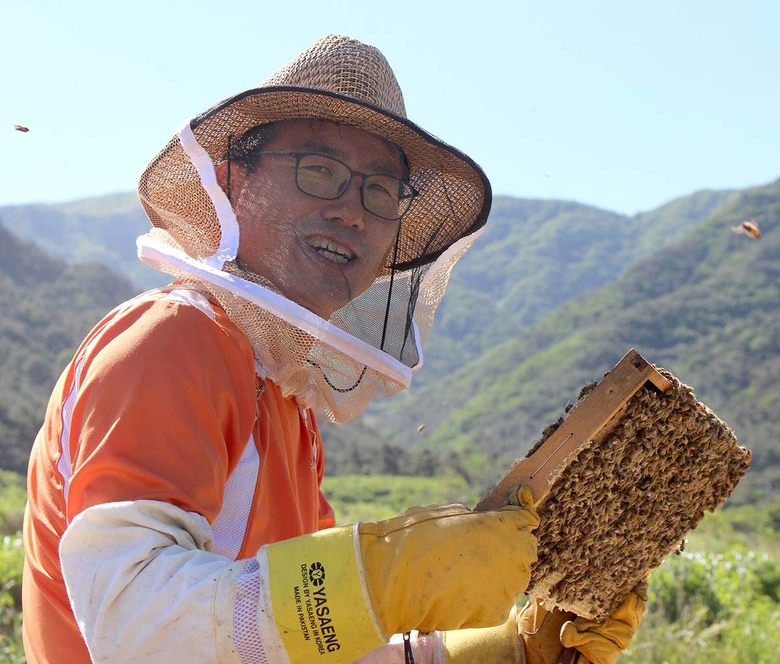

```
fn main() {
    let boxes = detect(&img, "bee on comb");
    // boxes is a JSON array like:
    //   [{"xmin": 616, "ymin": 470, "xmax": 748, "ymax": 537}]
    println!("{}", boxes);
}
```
[{"xmin": 477, "ymin": 349, "xmax": 750, "ymax": 620}]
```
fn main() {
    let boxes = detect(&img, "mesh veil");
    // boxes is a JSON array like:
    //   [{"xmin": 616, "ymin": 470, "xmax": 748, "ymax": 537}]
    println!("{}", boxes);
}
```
[
  {"xmin": 136, "ymin": 35, "xmax": 490, "ymax": 422},
  {"xmin": 137, "ymin": 223, "xmax": 477, "ymax": 422}
]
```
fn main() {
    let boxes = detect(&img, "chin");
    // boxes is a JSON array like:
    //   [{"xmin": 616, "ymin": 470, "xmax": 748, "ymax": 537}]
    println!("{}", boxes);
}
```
[
  {"xmin": 302, "ymin": 289, "xmax": 352, "ymax": 320},
  {"xmin": 298, "ymin": 296, "xmax": 343, "ymax": 321}
]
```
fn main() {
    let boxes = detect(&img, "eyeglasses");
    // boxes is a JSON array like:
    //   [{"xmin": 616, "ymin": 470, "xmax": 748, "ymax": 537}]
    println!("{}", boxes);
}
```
[{"xmin": 256, "ymin": 151, "xmax": 417, "ymax": 221}]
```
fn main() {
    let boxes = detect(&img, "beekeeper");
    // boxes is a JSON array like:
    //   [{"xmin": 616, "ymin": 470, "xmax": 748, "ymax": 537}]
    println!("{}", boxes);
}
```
[{"xmin": 23, "ymin": 34, "xmax": 645, "ymax": 664}]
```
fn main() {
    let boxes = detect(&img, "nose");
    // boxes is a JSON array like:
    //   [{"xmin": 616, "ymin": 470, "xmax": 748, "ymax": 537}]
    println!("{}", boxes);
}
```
[{"xmin": 322, "ymin": 175, "xmax": 365, "ymax": 229}]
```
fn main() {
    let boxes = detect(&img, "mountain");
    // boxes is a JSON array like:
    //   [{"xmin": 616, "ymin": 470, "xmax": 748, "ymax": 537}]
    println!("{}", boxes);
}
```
[
  {"xmin": 0, "ymin": 192, "xmax": 167, "ymax": 290},
  {"xmin": 0, "ymin": 189, "xmax": 737, "ymax": 328},
  {"xmin": 410, "ymin": 189, "xmax": 738, "ymax": 381},
  {"xmin": 359, "ymin": 179, "xmax": 780, "ymax": 503},
  {"xmin": 0, "ymin": 182, "xmax": 776, "ymax": 504},
  {"xmin": 0, "ymin": 224, "xmax": 138, "ymax": 472}
]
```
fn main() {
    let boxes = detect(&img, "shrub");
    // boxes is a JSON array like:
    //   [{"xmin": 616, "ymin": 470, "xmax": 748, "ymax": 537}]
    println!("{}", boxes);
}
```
[{"xmin": 0, "ymin": 535, "xmax": 24, "ymax": 663}]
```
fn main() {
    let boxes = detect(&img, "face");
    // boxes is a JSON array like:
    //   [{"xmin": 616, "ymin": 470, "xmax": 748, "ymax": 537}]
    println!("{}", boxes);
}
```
[{"xmin": 230, "ymin": 120, "xmax": 405, "ymax": 319}]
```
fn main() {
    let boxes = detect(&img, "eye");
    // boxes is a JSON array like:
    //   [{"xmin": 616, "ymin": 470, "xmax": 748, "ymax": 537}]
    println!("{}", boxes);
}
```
[
  {"xmin": 366, "ymin": 176, "xmax": 399, "ymax": 200},
  {"xmin": 300, "ymin": 159, "xmax": 334, "ymax": 177}
]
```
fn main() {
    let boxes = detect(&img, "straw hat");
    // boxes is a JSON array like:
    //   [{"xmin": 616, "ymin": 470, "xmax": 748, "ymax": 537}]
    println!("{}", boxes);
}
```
[{"xmin": 139, "ymin": 34, "xmax": 491, "ymax": 271}]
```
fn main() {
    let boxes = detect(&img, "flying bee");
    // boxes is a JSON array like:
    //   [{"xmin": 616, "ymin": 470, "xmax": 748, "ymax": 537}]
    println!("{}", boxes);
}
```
[
  {"xmin": 14, "ymin": 124, "xmax": 30, "ymax": 133},
  {"xmin": 732, "ymin": 219, "xmax": 761, "ymax": 238}
]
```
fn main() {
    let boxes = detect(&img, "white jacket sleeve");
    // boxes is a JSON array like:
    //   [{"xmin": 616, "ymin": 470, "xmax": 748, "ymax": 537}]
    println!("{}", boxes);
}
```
[{"xmin": 59, "ymin": 499, "xmax": 287, "ymax": 663}]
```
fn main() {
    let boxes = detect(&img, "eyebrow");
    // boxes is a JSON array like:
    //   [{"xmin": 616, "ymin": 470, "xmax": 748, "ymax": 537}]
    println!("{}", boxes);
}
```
[{"xmin": 300, "ymin": 141, "xmax": 404, "ymax": 177}]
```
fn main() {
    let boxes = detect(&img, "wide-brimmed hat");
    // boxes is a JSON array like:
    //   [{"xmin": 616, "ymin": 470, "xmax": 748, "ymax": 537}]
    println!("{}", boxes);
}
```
[{"xmin": 139, "ymin": 34, "xmax": 491, "ymax": 271}]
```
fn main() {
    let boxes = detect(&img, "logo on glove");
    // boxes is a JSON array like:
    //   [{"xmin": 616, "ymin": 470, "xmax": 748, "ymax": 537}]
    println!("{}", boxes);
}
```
[{"xmin": 308, "ymin": 561, "xmax": 326, "ymax": 587}]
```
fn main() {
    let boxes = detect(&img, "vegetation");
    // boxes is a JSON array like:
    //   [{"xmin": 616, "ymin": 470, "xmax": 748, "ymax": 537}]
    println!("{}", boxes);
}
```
[
  {"xmin": 0, "ymin": 193, "xmax": 167, "ymax": 291},
  {"xmin": 0, "ymin": 224, "xmax": 138, "ymax": 473},
  {"xmin": 0, "ymin": 473, "xmax": 777, "ymax": 660},
  {"xmin": 1, "ymin": 179, "xmax": 778, "ymax": 659},
  {"xmin": 335, "ymin": 179, "xmax": 780, "ymax": 504},
  {"xmin": 623, "ymin": 499, "xmax": 780, "ymax": 663},
  {"xmin": 0, "ymin": 471, "xmax": 25, "ymax": 663},
  {"xmin": 323, "ymin": 473, "xmax": 481, "ymax": 523},
  {"xmin": 0, "ymin": 534, "xmax": 24, "ymax": 663}
]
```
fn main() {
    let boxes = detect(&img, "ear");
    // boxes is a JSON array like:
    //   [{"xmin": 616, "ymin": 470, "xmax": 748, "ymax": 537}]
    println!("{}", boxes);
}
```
[
  {"xmin": 214, "ymin": 159, "xmax": 251, "ymax": 198},
  {"xmin": 214, "ymin": 160, "xmax": 231, "ymax": 191}
]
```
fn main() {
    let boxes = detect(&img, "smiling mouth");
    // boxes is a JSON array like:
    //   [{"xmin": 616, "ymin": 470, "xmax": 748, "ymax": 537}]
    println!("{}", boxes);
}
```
[{"xmin": 307, "ymin": 237, "xmax": 355, "ymax": 264}]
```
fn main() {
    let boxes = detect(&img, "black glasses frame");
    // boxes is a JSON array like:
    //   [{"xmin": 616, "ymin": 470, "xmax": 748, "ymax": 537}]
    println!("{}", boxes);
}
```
[{"xmin": 255, "ymin": 151, "xmax": 417, "ymax": 221}]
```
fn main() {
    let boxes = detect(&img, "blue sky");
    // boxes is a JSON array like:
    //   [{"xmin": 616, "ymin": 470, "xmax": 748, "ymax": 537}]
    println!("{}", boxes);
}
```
[{"xmin": 2, "ymin": 0, "xmax": 778, "ymax": 215}]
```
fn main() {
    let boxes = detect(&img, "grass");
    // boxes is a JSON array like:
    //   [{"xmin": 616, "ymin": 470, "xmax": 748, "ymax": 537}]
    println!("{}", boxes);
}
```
[{"xmin": 4, "ymin": 470, "xmax": 779, "ymax": 661}]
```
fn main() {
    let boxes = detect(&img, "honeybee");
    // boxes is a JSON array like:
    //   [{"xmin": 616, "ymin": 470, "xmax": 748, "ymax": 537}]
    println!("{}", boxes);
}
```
[
  {"xmin": 14, "ymin": 124, "xmax": 30, "ymax": 133},
  {"xmin": 732, "ymin": 219, "xmax": 761, "ymax": 238}
]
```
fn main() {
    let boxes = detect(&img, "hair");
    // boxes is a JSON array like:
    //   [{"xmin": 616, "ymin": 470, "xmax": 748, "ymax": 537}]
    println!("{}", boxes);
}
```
[{"xmin": 224, "ymin": 122, "xmax": 282, "ymax": 171}]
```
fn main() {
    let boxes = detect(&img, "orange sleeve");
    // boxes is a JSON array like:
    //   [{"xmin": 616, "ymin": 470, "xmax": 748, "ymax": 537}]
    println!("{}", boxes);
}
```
[{"xmin": 65, "ymin": 296, "xmax": 258, "ymax": 524}]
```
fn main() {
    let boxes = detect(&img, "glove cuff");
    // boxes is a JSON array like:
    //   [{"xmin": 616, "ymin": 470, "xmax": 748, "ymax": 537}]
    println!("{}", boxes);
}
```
[
  {"xmin": 443, "ymin": 607, "xmax": 525, "ymax": 663},
  {"xmin": 265, "ymin": 524, "xmax": 385, "ymax": 662}
]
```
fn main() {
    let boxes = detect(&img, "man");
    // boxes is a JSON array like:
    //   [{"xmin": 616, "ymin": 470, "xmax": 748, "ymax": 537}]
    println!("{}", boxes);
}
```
[{"xmin": 23, "ymin": 35, "xmax": 644, "ymax": 663}]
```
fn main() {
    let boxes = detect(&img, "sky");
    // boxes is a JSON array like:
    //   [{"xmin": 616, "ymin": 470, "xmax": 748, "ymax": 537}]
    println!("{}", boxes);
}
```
[{"xmin": 1, "ymin": 0, "xmax": 778, "ymax": 216}]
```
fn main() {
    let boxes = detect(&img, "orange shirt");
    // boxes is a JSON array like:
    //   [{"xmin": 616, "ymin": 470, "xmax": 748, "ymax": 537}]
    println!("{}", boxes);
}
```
[{"xmin": 23, "ymin": 287, "xmax": 335, "ymax": 663}]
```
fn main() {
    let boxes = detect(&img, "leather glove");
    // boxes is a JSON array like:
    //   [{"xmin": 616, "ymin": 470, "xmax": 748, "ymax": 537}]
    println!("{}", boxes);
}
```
[
  {"xmin": 557, "ymin": 580, "xmax": 648, "ymax": 664},
  {"xmin": 443, "ymin": 580, "xmax": 647, "ymax": 664},
  {"xmin": 263, "ymin": 488, "xmax": 539, "ymax": 663}
]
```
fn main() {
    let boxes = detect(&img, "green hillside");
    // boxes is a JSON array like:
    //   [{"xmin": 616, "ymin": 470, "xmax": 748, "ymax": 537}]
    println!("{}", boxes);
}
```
[
  {"xmin": 321, "ymin": 189, "xmax": 739, "ymax": 467},
  {"xmin": 0, "ymin": 188, "xmax": 736, "ymax": 352},
  {"xmin": 0, "ymin": 192, "xmax": 167, "ymax": 290},
  {"xmin": 0, "ymin": 182, "xmax": 777, "ymax": 661},
  {"xmin": 412, "ymin": 190, "xmax": 737, "ymax": 380},
  {"xmin": 0, "ymin": 224, "xmax": 138, "ymax": 472},
  {"xmin": 0, "ymin": 182, "xmax": 776, "ymax": 504},
  {"xmin": 372, "ymin": 179, "xmax": 779, "ymax": 502}
]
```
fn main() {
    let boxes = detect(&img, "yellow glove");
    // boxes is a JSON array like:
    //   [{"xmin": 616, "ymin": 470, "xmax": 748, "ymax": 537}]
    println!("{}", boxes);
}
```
[
  {"xmin": 443, "ymin": 581, "xmax": 648, "ymax": 664},
  {"xmin": 516, "ymin": 598, "xmax": 571, "ymax": 664},
  {"xmin": 444, "ymin": 605, "xmax": 525, "ymax": 662},
  {"xmin": 263, "ymin": 490, "xmax": 539, "ymax": 663},
  {"xmin": 558, "ymin": 581, "xmax": 648, "ymax": 664}
]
